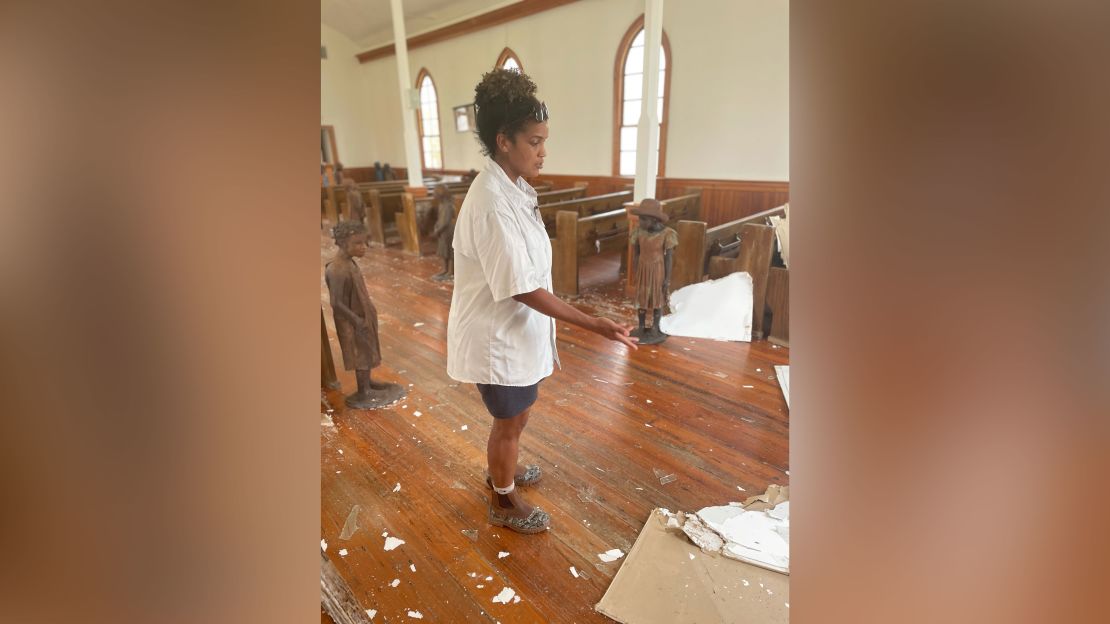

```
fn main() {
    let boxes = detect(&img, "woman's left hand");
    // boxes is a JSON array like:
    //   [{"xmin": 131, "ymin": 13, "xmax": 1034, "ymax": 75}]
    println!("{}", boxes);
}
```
[{"xmin": 592, "ymin": 317, "xmax": 639, "ymax": 350}]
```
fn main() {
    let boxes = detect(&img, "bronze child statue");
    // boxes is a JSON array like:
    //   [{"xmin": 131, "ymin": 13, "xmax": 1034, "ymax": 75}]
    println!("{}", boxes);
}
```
[
  {"xmin": 630, "ymin": 198, "xmax": 678, "ymax": 345},
  {"xmin": 325, "ymin": 221, "xmax": 406, "ymax": 409},
  {"xmin": 430, "ymin": 184, "xmax": 455, "ymax": 281}
]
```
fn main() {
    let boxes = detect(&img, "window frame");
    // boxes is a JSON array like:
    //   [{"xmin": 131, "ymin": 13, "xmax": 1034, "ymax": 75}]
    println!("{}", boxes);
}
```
[
  {"xmin": 612, "ymin": 15, "xmax": 672, "ymax": 177},
  {"xmin": 495, "ymin": 47, "xmax": 524, "ymax": 73},
  {"xmin": 414, "ymin": 67, "xmax": 445, "ymax": 171}
]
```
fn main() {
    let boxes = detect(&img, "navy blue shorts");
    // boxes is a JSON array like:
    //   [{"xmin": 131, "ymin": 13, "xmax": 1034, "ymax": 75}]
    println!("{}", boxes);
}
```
[{"xmin": 476, "ymin": 381, "xmax": 541, "ymax": 419}]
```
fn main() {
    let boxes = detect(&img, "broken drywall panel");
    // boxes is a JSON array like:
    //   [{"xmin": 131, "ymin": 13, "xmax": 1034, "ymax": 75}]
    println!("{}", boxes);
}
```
[
  {"xmin": 774, "ymin": 365, "xmax": 790, "ymax": 409},
  {"xmin": 596, "ymin": 508, "xmax": 789, "ymax": 624},
  {"xmin": 660, "ymin": 272, "xmax": 753, "ymax": 342}
]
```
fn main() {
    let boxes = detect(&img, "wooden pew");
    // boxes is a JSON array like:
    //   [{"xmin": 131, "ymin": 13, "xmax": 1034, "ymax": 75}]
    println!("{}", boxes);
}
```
[
  {"xmin": 705, "ymin": 223, "xmax": 776, "ymax": 339},
  {"xmin": 321, "ymin": 187, "xmax": 338, "ymax": 225},
  {"xmin": 539, "ymin": 190, "xmax": 633, "ymax": 235},
  {"xmin": 766, "ymin": 267, "xmax": 789, "ymax": 346},
  {"xmin": 552, "ymin": 207, "xmax": 630, "ymax": 296},
  {"xmin": 671, "ymin": 204, "xmax": 787, "ymax": 291},
  {"xmin": 536, "ymin": 184, "xmax": 588, "ymax": 205},
  {"xmin": 365, "ymin": 190, "xmax": 412, "ymax": 249},
  {"xmin": 321, "ymin": 309, "xmax": 339, "ymax": 390}
]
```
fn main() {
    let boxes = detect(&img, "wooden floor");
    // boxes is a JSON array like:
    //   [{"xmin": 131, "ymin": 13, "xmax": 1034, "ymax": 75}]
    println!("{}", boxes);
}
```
[{"xmin": 320, "ymin": 234, "xmax": 790, "ymax": 623}]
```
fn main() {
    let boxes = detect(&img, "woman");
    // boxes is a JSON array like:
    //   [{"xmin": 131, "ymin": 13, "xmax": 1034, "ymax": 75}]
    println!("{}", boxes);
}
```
[{"xmin": 447, "ymin": 69, "xmax": 638, "ymax": 534}]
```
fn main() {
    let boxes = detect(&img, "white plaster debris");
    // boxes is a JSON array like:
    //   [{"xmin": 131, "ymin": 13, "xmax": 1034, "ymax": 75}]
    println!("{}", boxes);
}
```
[
  {"xmin": 683, "ymin": 501, "xmax": 791, "ymax": 573},
  {"xmin": 320, "ymin": 538, "xmax": 327, "ymax": 552},
  {"xmin": 402, "ymin": 404, "xmax": 408, "ymax": 409},
  {"xmin": 409, "ymin": 564, "xmax": 416, "ymax": 572},
  {"xmin": 498, "ymin": 551, "xmax": 510, "ymax": 559},
  {"xmin": 338, "ymin": 548, "xmax": 348, "ymax": 556},
  {"xmin": 513, "ymin": 596, "xmax": 521, "ymax": 604},
  {"xmin": 492, "ymin": 587, "xmax": 516, "ymax": 604},
  {"xmin": 393, "ymin": 483, "xmax": 401, "ymax": 493},
  {"xmin": 644, "ymin": 423, "xmax": 653, "ymax": 427},
  {"xmin": 407, "ymin": 610, "xmax": 423, "ymax": 619},
  {"xmin": 742, "ymin": 385, "xmax": 754, "ymax": 389},
  {"xmin": 689, "ymin": 553, "xmax": 696, "ymax": 560},
  {"xmin": 338, "ymin": 449, "xmax": 344, "ymax": 454},
  {"xmin": 390, "ymin": 578, "xmax": 400, "ymax": 588},
  {"xmin": 382, "ymin": 531, "xmax": 389, "ymax": 537},
  {"xmin": 413, "ymin": 322, "xmax": 424, "ymax": 327},
  {"xmin": 477, "ymin": 584, "xmax": 484, "ymax": 588},
  {"xmin": 460, "ymin": 424, "xmax": 468, "ymax": 431},
  {"xmin": 569, "ymin": 566, "xmax": 579, "ymax": 578},
  {"xmin": 384, "ymin": 536, "xmax": 406, "ymax": 551},
  {"xmin": 737, "ymin": 485, "xmax": 747, "ymax": 492},
  {"xmin": 485, "ymin": 576, "xmax": 493, "ymax": 581},
  {"xmin": 646, "ymin": 399, "xmax": 653, "ymax": 404},
  {"xmin": 756, "ymin": 368, "xmax": 762, "ymax": 372},
  {"xmin": 598, "ymin": 549, "xmax": 625, "ymax": 563},
  {"xmin": 413, "ymin": 411, "xmax": 422, "ymax": 417},
  {"xmin": 366, "ymin": 608, "xmax": 376, "ymax": 619},
  {"xmin": 742, "ymin": 580, "xmax": 750, "ymax": 586},
  {"xmin": 661, "ymin": 272, "xmax": 753, "ymax": 341}
]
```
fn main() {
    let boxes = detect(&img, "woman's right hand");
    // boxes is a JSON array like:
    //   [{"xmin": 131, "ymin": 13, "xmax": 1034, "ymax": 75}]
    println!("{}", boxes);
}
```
[{"xmin": 592, "ymin": 317, "xmax": 639, "ymax": 350}]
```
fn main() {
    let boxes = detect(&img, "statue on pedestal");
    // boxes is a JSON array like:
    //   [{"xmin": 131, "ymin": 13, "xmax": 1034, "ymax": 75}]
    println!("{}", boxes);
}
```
[
  {"xmin": 325, "ymin": 221, "xmax": 406, "ymax": 409},
  {"xmin": 630, "ymin": 199, "xmax": 677, "ymax": 345}
]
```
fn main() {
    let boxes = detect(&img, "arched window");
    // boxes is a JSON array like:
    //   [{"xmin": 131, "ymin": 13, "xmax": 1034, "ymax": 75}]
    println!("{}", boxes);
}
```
[
  {"xmin": 613, "ymin": 17, "xmax": 671, "ymax": 176},
  {"xmin": 415, "ymin": 68, "xmax": 443, "ymax": 169},
  {"xmin": 496, "ymin": 47, "xmax": 523, "ymax": 73}
]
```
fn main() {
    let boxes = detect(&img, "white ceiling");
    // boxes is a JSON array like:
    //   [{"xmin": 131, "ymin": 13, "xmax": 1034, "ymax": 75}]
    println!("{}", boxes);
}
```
[{"xmin": 322, "ymin": 0, "xmax": 522, "ymax": 50}]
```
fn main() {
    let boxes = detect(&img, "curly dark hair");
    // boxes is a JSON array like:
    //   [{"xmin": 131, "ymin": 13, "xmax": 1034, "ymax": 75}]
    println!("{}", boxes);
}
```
[
  {"xmin": 473, "ymin": 68, "xmax": 546, "ymax": 158},
  {"xmin": 331, "ymin": 220, "xmax": 368, "ymax": 244}
]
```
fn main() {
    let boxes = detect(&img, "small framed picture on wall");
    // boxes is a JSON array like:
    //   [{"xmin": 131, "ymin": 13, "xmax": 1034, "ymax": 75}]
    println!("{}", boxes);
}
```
[{"xmin": 454, "ymin": 104, "xmax": 475, "ymax": 132}]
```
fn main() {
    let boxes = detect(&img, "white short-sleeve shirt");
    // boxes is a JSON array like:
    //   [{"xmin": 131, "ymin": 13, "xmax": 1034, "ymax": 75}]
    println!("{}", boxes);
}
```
[{"xmin": 446, "ymin": 158, "xmax": 560, "ymax": 385}]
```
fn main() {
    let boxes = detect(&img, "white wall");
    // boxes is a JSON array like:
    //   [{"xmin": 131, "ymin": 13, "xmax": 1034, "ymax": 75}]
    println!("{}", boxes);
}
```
[
  {"xmin": 321, "ymin": 24, "xmax": 383, "ymax": 167},
  {"xmin": 323, "ymin": 0, "xmax": 789, "ymax": 181}
]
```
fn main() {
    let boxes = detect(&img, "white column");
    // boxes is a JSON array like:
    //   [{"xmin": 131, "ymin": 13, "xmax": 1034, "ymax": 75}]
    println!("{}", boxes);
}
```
[
  {"xmin": 634, "ymin": 0, "xmax": 664, "ymax": 202},
  {"xmin": 389, "ymin": 0, "xmax": 424, "ymax": 188}
]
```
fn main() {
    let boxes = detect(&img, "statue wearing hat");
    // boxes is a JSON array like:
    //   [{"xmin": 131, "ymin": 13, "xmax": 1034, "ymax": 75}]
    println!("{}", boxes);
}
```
[{"xmin": 630, "ymin": 198, "xmax": 678, "ymax": 344}]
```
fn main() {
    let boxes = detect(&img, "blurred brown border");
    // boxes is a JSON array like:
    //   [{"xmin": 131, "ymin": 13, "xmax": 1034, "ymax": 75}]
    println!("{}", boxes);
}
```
[
  {"xmin": 1, "ymin": 0, "xmax": 1107, "ymax": 622},
  {"xmin": 794, "ymin": 0, "xmax": 1109, "ymax": 622},
  {"xmin": 0, "ymin": 1, "xmax": 319, "ymax": 622}
]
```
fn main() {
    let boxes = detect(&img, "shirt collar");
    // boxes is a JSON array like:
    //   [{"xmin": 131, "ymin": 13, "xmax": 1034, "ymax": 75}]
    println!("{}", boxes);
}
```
[{"xmin": 484, "ymin": 157, "xmax": 537, "ymax": 212}]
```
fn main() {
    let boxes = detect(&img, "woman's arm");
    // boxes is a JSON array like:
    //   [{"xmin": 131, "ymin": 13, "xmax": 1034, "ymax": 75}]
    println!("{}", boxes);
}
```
[{"xmin": 513, "ymin": 288, "xmax": 638, "ymax": 349}]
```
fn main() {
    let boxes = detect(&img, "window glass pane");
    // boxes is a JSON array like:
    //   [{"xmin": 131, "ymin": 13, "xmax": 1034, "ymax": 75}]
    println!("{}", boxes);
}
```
[
  {"xmin": 659, "ymin": 46, "xmax": 666, "ymax": 70},
  {"xmin": 657, "ymin": 97, "xmax": 663, "ymax": 119},
  {"xmin": 620, "ymin": 126, "xmax": 638, "ymax": 152},
  {"xmin": 430, "ymin": 136, "xmax": 440, "ymax": 153},
  {"xmin": 620, "ymin": 151, "xmax": 637, "ymax": 176},
  {"xmin": 623, "ymin": 73, "xmax": 642, "ymax": 99},
  {"xmin": 422, "ymin": 137, "xmax": 432, "ymax": 152},
  {"xmin": 632, "ymin": 30, "xmax": 644, "ymax": 47},
  {"xmin": 622, "ymin": 99, "xmax": 641, "ymax": 126},
  {"xmin": 502, "ymin": 57, "xmax": 520, "ymax": 71},
  {"xmin": 658, "ymin": 70, "xmax": 666, "ymax": 98},
  {"xmin": 624, "ymin": 46, "xmax": 643, "ymax": 74}
]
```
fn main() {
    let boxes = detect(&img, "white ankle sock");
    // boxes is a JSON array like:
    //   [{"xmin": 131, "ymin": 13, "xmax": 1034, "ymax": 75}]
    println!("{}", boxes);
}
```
[{"xmin": 492, "ymin": 481, "xmax": 515, "ymax": 495}]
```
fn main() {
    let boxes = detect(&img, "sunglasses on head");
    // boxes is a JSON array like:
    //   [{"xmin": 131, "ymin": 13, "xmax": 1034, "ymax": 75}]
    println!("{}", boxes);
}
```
[{"xmin": 534, "ymin": 101, "xmax": 549, "ymax": 122}]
